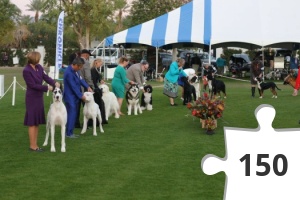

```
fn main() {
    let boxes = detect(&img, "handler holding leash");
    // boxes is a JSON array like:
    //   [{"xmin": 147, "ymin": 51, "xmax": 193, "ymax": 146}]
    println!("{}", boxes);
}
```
[
  {"xmin": 163, "ymin": 58, "xmax": 186, "ymax": 106},
  {"xmin": 250, "ymin": 58, "xmax": 263, "ymax": 98},
  {"xmin": 63, "ymin": 57, "xmax": 93, "ymax": 138},
  {"xmin": 203, "ymin": 63, "xmax": 217, "ymax": 92},
  {"xmin": 126, "ymin": 60, "xmax": 149, "ymax": 91},
  {"xmin": 290, "ymin": 66, "xmax": 300, "ymax": 96},
  {"xmin": 111, "ymin": 56, "xmax": 135, "ymax": 115},
  {"xmin": 23, "ymin": 51, "xmax": 60, "ymax": 152}
]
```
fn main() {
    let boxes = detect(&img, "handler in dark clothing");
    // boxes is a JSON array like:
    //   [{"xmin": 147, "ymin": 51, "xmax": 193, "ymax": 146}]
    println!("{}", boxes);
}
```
[
  {"xmin": 203, "ymin": 64, "xmax": 217, "ymax": 91},
  {"xmin": 63, "ymin": 57, "xmax": 92, "ymax": 138},
  {"xmin": 250, "ymin": 58, "xmax": 263, "ymax": 97}
]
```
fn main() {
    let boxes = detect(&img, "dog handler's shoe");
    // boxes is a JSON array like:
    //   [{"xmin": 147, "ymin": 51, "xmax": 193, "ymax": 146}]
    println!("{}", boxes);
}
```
[
  {"xmin": 29, "ymin": 147, "xmax": 44, "ymax": 152},
  {"xmin": 66, "ymin": 134, "xmax": 78, "ymax": 139},
  {"xmin": 292, "ymin": 89, "xmax": 298, "ymax": 96}
]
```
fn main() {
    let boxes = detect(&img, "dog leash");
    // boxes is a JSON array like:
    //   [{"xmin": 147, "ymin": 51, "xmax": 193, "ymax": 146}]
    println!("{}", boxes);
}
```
[{"xmin": 215, "ymin": 75, "xmax": 251, "ymax": 82}]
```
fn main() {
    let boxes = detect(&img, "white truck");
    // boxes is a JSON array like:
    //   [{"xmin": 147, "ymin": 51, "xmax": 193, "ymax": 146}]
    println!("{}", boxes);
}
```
[
  {"xmin": 89, "ymin": 46, "xmax": 125, "ymax": 64},
  {"xmin": 89, "ymin": 46, "xmax": 125, "ymax": 79}
]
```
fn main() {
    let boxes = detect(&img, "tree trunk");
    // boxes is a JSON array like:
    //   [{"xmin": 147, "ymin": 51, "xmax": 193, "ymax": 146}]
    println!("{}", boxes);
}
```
[{"xmin": 85, "ymin": 26, "xmax": 90, "ymax": 49}]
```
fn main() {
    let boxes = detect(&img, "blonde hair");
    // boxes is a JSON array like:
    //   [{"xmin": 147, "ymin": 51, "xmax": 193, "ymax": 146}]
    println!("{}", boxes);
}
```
[
  {"xmin": 177, "ymin": 58, "xmax": 185, "ymax": 66},
  {"xmin": 92, "ymin": 58, "xmax": 103, "ymax": 68},
  {"xmin": 27, "ymin": 51, "xmax": 41, "ymax": 65}
]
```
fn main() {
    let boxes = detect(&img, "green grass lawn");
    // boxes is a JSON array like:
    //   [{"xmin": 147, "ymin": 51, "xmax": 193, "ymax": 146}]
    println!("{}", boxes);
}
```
[{"xmin": 0, "ymin": 67, "xmax": 298, "ymax": 200}]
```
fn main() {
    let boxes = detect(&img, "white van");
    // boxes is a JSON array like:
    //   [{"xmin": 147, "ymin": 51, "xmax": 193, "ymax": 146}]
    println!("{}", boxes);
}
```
[
  {"xmin": 89, "ymin": 47, "xmax": 125, "ymax": 79},
  {"xmin": 89, "ymin": 47, "xmax": 125, "ymax": 65}
]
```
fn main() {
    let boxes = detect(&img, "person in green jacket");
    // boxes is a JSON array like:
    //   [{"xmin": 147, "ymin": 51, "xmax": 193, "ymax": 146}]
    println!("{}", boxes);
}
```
[
  {"xmin": 216, "ymin": 54, "xmax": 226, "ymax": 75},
  {"xmin": 112, "ymin": 56, "xmax": 135, "ymax": 115},
  {"xmin": 163, "ymin": 58, "xmax": 186, "ymax": 106}
]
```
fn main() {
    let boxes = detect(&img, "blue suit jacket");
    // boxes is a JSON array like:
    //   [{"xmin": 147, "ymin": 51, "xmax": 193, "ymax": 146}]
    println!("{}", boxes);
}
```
[{"xmin": 63, "ymin": 65, "xmax": 89, "ymax": 103}]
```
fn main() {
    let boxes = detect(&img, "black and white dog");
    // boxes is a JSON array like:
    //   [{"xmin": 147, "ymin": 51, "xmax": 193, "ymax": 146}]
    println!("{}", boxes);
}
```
[
  {"xmin": 212, "ymin": 77, "xmax": 227, "ymax": 98},
  {"xmin": 43, "ymin": 87, "xmax": 67, "ymax": 152},
  {"xmin": 126, "ymin": 84, "xmax": 142, "ymax": 115},
  {"xmin": 181, "ymin": 76, "xmax": 196, "ymax": 105},
  {"xmin": 140, "ymin": 85, "xmax": 153, "ymax": 111},
  {"xmin": 183, "ymin": 68, "xmax": 200, "ymax": 99},
  {"xmin": 189, "ymin": 75, "xmax": 201, "ymax": 99},
  {"xmin": 81, "ymin": 92, "xmax": 104, "ymax": 136},
  {"xmin": 255, "ymin": 77, "xmax": 281, "ymax": 98}
]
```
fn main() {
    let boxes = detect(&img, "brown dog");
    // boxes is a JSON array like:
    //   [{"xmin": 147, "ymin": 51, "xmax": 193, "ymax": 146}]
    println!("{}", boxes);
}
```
[
  {"xmin": 283, "ymin": 74, "xmax": 296, "ymax": 88},
  {"xmin": 283, "ymin": 74, "xmax": 298, "ymax": 96}
]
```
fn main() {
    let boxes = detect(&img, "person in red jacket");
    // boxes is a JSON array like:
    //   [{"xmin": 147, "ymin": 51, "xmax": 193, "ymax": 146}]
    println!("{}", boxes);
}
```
[{"xmin": 293, "ymin": 65, "xmax": 300, "ymax": 96}]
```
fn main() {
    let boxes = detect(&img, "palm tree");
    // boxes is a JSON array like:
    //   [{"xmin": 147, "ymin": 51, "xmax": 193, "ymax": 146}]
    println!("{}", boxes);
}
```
[
  {"xmin": 115, "ymin": 3, "xmax": 130, "ymax": 32},
  {"xmin": 26, "ymin": 0, "xmax": 45, "ymax": 23},
  {"xmin": 0, "ymin": 0, "xmax": 21, "ymax": 46}
]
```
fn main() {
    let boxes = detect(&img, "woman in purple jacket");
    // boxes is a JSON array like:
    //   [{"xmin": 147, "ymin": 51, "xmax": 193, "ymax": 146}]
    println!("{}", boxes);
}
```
[{"xmin": 23, "ymin": 51, "xmax": 60, "ymax": 152}]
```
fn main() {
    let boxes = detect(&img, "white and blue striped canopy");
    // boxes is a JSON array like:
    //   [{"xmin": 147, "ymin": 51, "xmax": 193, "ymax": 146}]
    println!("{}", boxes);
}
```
[
  {"xmin": 105, "ymin": 0, "xmax": 300, "ymax": 48},
  {"xmin": 105, "ymin": 0, "xmax": 209, "ymax": 48}
]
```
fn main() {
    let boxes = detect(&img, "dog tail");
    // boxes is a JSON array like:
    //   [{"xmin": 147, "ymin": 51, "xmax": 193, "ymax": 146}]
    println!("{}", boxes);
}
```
[{"xmin": 275, "ymin": 85, "xmax": 281, "ymax": 90}]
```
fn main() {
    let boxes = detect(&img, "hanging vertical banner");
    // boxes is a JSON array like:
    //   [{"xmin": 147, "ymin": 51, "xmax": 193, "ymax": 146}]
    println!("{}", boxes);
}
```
[{"xmin": 54, "ymin": 11, "xmax": 64, "ymax": 79}]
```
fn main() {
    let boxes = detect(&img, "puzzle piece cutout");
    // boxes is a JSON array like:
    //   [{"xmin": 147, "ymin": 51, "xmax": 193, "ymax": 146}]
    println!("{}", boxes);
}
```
[{"xmin": 202, "ymin": 104, "xmax": 300, "ymax": 200}]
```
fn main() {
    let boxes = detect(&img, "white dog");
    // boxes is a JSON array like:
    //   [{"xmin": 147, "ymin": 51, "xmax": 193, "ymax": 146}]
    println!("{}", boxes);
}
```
[
  {"xmin": 98, "ymin": 84, "xmax": 120, "ymax": 120},
  {"xmin": 81, "ymin": 92, "xmax": 104, "ymax": 136},
  {"xmin": 126, "ymin": 84, "xmax": 142, "ymax": 115},
  {"xmin": 43, "ymin": 87, "xmax": 67, "ymax": 152}
]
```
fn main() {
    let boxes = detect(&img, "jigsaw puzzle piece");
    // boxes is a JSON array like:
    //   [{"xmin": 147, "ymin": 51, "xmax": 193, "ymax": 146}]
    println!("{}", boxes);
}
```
[
  {"xmin": 202, "ymin": 154, "xmax": 226, "ymax": 175},
  {"xmin": 255, "ymin": 104, "xmax": 275, "ymax": 132},
  {"xmin": 201, "ymin": 104, "xmax": 300, "ymax": 200}
]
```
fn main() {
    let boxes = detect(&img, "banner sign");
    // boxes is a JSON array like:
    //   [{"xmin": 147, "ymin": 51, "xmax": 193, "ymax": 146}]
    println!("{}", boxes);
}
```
[{"xmin": 55, "ymin": 11, "xmax": 64, "ymax": 79}]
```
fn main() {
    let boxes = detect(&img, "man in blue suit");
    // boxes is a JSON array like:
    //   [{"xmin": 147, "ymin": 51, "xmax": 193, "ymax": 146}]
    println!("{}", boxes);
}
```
[{"xmin": 63, "ymin": 57, "xmax": 93, "ymax": 138}]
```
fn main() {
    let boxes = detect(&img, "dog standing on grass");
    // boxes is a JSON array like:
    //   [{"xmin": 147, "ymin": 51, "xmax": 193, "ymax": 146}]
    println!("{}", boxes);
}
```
[
  {"xmin": 81, "ymin": 92, "xmax": 104, "ymax": 136},
  {"xmin": 212, "ymin": 77, "xmax": 227, "ymax": 98},
  {"xmin": 126, "ymin": 84, "xmax": 142, "ymax": 115},
  {"xmin": 43, "ymin": 87, "xmax": 67, "ymax": 152},
  {"xmin": 189, "ymin": 75, "xmax": 201, "ymax": 99},
  {"xmin": 181, "ymin": 76, "xmax": 196, "ymax": 105},
  {"xmin": 183, "ymin": 68, "xmax": 201, "ymax": 98},
  {"xmin": 255, "ymin": 77, "xmax": 281, "ymax": 98},
  {"xmin": 98, "ymin": 84, "xmax": 120, "ymax": 120},
  {"xmin": 140, "ymin": 84, "xmax": 153, "ymax": 111}
]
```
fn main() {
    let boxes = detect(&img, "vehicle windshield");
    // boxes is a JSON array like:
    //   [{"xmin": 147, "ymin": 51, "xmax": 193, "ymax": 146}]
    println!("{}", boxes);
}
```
[{"xmin": 97, "ymin": 49, "xmax": 118, "ymax": 57}]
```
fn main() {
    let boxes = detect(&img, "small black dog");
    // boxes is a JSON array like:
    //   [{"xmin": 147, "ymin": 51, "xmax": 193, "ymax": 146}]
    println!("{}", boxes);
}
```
[
  {"xmin": 255, "ymin": 77, "xmax": 281, "ymax": 98},
  {"xmin": 181, "ymin": 76, "xmax": 196, "ymax": 105},
  {"xmin": 212, "ymin": 77, "xmax": 227, "ymax": 98}
]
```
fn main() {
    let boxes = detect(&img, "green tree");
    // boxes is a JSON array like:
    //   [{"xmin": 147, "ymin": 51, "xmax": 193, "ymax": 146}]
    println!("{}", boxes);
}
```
[
  {"xmin": 26, "ymin": 0, "xmax": 46, "ymax": 23},
  {"xmin": 114, "ymin": 3, "xmax": 130, "ymax": 32},
  {"xmin": 24, "ymin": 20, "xmax": 79, "ymax": 66},
  {"xmin": 128, "ymin": 0, "xmax": 191, "ymax": 27},
  {"xmin": 62, "ymin": 0, "xmax": 126, "ymax": 49},
  {"xmin": 0, "ymin": 0, "xmax": 21, "ymax": 47},
  {"xmin": 41, "ymin": 0, "xmax": 64, "ymax": 25}
]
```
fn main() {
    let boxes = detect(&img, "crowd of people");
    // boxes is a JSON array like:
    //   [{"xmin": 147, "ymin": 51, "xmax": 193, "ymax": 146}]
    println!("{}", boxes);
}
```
[
  {"xmin": 22, "ymin": 50, "xmax": 152, "ymax": 151},
  {"xmin": 23, "ymin": 49, "xmax": 300, "ymax": 151}
]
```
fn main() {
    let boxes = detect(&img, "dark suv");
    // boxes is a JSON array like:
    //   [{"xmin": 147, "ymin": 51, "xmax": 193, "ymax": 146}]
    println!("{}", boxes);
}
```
[
  {"xmin": 178, "ymin": 51, "xmax": 217, "ymax": 67},
  {"xmin": 229, "ymin": 54, "xmax": 252, "ymax": 74}
]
